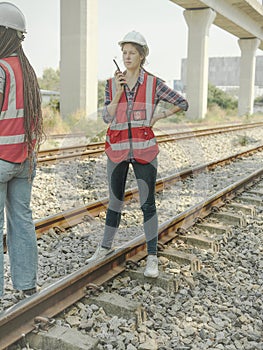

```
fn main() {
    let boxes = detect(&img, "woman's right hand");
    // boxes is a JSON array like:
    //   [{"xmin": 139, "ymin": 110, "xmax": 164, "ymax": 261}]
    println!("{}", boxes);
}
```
[
  {"xmin": 114, "ymin": 70, "xmax": 126, "ymax": 92},
  {"xmin": 106, "ymin": 73, "xmax": 126, "ymax": 117}
]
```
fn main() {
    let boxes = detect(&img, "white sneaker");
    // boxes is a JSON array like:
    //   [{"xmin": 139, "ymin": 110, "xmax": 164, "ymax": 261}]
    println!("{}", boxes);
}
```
[
  {"xmin": 86, "ymin": 245, "xmax": 111, "ymax": 263},
  {"xmin": 144, "ymin": 255, "xmax": 159, "ymax": 278}
]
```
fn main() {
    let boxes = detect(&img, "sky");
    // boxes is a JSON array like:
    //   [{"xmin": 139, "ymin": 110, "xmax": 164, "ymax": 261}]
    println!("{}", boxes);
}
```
[{"xmin": 6, "ymin": 0, "xmax": 262, "ymax": 82}]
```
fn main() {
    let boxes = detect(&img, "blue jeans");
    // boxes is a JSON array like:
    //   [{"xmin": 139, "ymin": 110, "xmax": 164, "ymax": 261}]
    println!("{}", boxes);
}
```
[
  {"xmin": 102, "ymin": 158, "xmax": 158, "ymax": 255},
  {"xmin": 0, "ymin": 158, "xmax": 37, "ymax": 296}
]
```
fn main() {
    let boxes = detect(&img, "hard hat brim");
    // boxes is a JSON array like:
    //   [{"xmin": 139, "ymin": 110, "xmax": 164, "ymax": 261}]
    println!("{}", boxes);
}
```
[{"xmin": 118, "ymin": 40, "xmax": 149, "ymax": 56}]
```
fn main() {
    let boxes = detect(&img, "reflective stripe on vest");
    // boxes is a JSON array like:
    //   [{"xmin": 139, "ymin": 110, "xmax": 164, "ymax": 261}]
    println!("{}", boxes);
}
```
[
  {"xmin": 0, "ymin": 59, "xmax": 24, "ymax": 120},
  {"xmin": 0, "ymin": 134, "xmax": 26, "ymax": 144},
  {"xmin": 0, "ymin": 57, "xmax": 28, "ymax": 163},
  {"xmin": 105, "ymin": 72, "xmax": 159, "ymax": 164}
]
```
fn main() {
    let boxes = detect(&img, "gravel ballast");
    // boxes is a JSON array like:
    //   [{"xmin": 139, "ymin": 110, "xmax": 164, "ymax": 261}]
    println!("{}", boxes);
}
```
[{"xmin": 1, "ymin": 126, "xmax": 263, "ymax": 349}]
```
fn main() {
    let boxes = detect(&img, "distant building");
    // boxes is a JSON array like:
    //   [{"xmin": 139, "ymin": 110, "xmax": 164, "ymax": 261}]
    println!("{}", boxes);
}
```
[
  {"xmin": 181, "ymin": 56, "xmax": 263, "ymax": 97},
  {"xmin": 40, "ymin": 89, "xmax": 60, "ymax": 106},
  {"xmin": 173, "ymin": 79, "xmax": 185, "ymax": 93}
]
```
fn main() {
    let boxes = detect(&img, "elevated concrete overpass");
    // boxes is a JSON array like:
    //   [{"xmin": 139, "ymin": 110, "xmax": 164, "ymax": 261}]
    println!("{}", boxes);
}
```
[
  {"xmin": 171, "ymin": 0, "xmax": 263, "ymax": 49},
  {"xmin": 59, "ymin": 0, "xmax": 263, "ymax": 119},
  {"xmin": 60, "ymin": 0, "xmax": 98, "ymax": 120},
  {"xmin": 170, "ymin": 0, "xmax": 263, "ymax": 118}
]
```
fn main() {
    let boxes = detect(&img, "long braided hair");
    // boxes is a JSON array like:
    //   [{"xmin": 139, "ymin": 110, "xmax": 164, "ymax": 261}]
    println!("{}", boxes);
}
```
[{"xmin": 0, "ymin": 26, "xmax": 43, "ymax": 177}]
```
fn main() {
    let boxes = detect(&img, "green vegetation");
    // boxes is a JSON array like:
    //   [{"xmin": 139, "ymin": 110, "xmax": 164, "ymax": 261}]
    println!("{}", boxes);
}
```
[
  {"xmin": 232, "ymin": 134, "xmax": 251, "ymax": 146},
  {"xmin": 38, "ymin": 67, "xmax": 60, "ymax": 91},
  {"xmin": 207, "ymin": 84, "xmax": 238, "ymax": 110},
  {"xmin": 254, "ymin": 95, "xmax": 263, "ymax": 104},
  {"xmin": 38, "ymin": 70, "xmax": 107, "ymax": 141},
  {"xmin": 41, "ymin": 106, "xmax": 69, "ymax": 135},
  {"xmin": 63, "ymin": 109, "xmax": 106, "ymax": 139},
  {"xmin": 98, "ymin": 80, "xmax": 106, "ymax": 108}
]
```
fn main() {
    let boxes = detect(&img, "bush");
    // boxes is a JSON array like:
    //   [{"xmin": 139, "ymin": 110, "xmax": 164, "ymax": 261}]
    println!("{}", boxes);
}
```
[
  {"xmin": 42, "ymin": 106, "xmax": 69, "ymax": 135},
  {"xmin": 254, "ymin": 95, "xmax": 263, "ymax": 104},
  {"xmin": 208, "ymin": 84, "xmax": 238, "ymax": 110},
  {"xmin": 64, "ymin": 109, "xmax": 107, "ymax": 141}
]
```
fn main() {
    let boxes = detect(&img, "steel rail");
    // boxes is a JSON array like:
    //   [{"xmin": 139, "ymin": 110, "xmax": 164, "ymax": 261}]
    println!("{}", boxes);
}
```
[
  {"xmin": 47, "ymin": 132, "xmax": 86, "ymax": 140},
  {"xmin": 38, "ymin": 122, "xmax": 263, "ymax": 164},
  {"xmin": 1, "ymin": 166, "xmax": 263, "ymax": 349},
  {"xmin": 38, "ymin": 148, "xmax": 104, "ymax": 164},
  {"xmin": 45, "ymin": 122, "xmax": 261, "ymax": 140},
  {"xmin": 39, "ymin": 141, "xmax": 103, "ymax": 158}
]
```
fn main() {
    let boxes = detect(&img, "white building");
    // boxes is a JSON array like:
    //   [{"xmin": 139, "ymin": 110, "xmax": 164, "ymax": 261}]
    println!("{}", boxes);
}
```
[{"xmin": 181, "ymin": 56, "xmax": 263, "ymax": 98}]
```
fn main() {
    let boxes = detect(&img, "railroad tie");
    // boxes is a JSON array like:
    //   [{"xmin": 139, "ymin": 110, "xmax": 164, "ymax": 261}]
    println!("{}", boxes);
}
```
[
  {"xmin": 85, "ymin": 292, "xmax": 145, "ymax": 323},
  {"xmin": 238, "ymin": 195, "xmax": 262, "ymax": 206},
  {"xmin": 196, "ymin": 222, "xmax": 233, "ymax": 240},
  {"xmin": 126, "ymin": 267, "xmax": 180, "ymax": 294},
  {"xmin": 226, "ymin": 202, "xmax": 256, "ymax": 217},
  {"xmin": 181, "ymin": 234, "xmax": 220, "ymax": 253},
  {"xmin": 211, "ymin": 211, "xmax": 247, "ymax": 227},
  {"xmin": 25, "ymin": 325, "xmax": 99, "ymax": 350},
  {"xmin": 160, "ymin": 249, "xmax": 201, "ymax": 272}
]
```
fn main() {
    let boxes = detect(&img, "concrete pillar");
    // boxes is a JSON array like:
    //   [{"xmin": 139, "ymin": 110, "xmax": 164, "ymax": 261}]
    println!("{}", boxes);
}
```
[
  {"xmin": 238, "ymin": 38, "xmax": 260, "ymax": 116},
  {"xmin": 184, "ymin": 8, "xmax": 216, "ymax": 119},
  {"xmin": 60, "ymin": 0, "xmax": 98, "ymax": 119}
]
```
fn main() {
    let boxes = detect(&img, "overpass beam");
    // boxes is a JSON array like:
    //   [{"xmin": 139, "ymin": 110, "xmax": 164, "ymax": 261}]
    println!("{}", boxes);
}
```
[
  {"xmin": 60, "ymin": 0, "xmax": 98, "ymax": 119},
  {"xmin": 238, "ymin": 38, "xmax": 260, "ymax": 116},
  {"xmin": 184, "ymin": 8, "xmax": 216, "ymax": 119}
]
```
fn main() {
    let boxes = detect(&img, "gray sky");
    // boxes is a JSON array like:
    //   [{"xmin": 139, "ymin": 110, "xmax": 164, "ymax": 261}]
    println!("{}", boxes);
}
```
[{"xmin": 6, "ymin": 0, "xmax": 262, "ymax": 81}]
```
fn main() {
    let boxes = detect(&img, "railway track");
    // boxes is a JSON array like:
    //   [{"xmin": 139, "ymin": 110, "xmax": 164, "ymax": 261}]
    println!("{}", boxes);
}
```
[
  {"xmin": 1, "ymin": 164, "xmax": 262, "ymax": 349},
  {"xmin": 33, "ymin": 143, "xmax": 263, "ymax": 234},
  {"xmin": 3, "ymin": 121, "xmax": 263, "ymax": 254},
  {"xmin": 2, "ymin": 142, "xmax": 262, "ymax": 254},
  {"xmin": 1, "ymin": 122, "xmax": 263, "ymax": 348},
  {"xmin": 38, "ymin": 122, "xmax": 263, "ymax": 164}
]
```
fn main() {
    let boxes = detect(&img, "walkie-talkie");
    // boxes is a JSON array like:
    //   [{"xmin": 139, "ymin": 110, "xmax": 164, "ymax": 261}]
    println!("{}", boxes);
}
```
[
  {"xmin": 113, "ymin": 58, "xmax": 121, "ymax": 71},
  {"xmin": 113, "ymin": 59, "xmax": 125, "ymax": 86}
]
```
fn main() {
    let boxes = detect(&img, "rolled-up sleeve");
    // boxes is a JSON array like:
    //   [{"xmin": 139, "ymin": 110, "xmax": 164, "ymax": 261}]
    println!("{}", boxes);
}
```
[
  {"xmin": 102, "ymin": 80, "xmax": 114, "ymax": 123},
  {"xmin": 155, "ymin": 79, "xmax": 189, "ymax": 111}
]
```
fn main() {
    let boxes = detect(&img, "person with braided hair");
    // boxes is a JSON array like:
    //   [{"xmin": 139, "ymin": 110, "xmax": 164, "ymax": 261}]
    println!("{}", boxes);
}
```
[{"xmin": 0, "ymin": 2, "xmax": 43, "ymax": 297}]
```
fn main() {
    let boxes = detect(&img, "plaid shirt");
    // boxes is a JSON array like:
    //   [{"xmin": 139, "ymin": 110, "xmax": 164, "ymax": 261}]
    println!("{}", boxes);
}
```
[{"xmin": 102, "ymin": 68, "xmax": 188, "ymax": 123}]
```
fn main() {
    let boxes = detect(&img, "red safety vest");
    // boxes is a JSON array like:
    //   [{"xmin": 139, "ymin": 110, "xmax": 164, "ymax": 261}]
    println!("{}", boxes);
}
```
[
  {"xmin": 105, "ymin": 72, "xmax": 159, "ymax": 164},
  {"xmin": 0, "ymin": 56, "xmax": 29, "ymax": 163}
]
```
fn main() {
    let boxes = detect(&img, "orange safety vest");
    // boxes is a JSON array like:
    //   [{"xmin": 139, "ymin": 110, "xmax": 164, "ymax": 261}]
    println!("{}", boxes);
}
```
[
  {"xmin": 105, "ymin": 72, "xmax": 159, "ymax": 164},
  {"xmin": 0, "ymin": 56, "xmax": 29, "ymax": 163}
]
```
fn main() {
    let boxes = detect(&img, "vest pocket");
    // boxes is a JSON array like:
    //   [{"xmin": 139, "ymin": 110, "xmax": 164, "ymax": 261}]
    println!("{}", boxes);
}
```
[
  {"xmin": 108, "ymin": 129, "xmax": 130, "ymax": 144},
  {"xmin": 137, "ymin": 126, "xmax": 155, "ymax": 141}
]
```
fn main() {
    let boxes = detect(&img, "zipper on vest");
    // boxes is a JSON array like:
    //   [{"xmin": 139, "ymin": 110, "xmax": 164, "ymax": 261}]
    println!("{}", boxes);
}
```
[
  {"xmin": 127, "ymin": 109, "xmax": 134, "ymax": 162},
  {"xmin": 124, "ymin": 84, "xmax": 139, "ymax": 163}
]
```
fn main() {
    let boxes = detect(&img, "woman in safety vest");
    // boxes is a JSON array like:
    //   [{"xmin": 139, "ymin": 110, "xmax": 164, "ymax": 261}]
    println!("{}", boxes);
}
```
[
  {"xmin": 87, "ymin": 31, "xmax": 188, "ymax": 278},
  {"xmin": 0, "ymin": 2, "xmax": 43, "ymax": 297}
]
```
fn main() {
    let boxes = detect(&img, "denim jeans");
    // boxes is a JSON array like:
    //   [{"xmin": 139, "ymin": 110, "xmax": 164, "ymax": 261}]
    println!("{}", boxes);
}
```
[
  {"xmin": 102, "ymin": 157, "xmax": 158, "ymax": 255},
  {"xmin": 0, "ymin": 158, "xmax": 37, "ymax": 296}
]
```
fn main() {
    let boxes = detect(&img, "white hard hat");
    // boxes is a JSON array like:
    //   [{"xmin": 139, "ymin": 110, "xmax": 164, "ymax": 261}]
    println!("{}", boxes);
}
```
[
  {"xmin": 118, "ymin": 31, "xmax": 149, "ymax": 56},
  {"xmin": 0, "ymin": 2, "xmax": 26, "ymax": 33}
]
